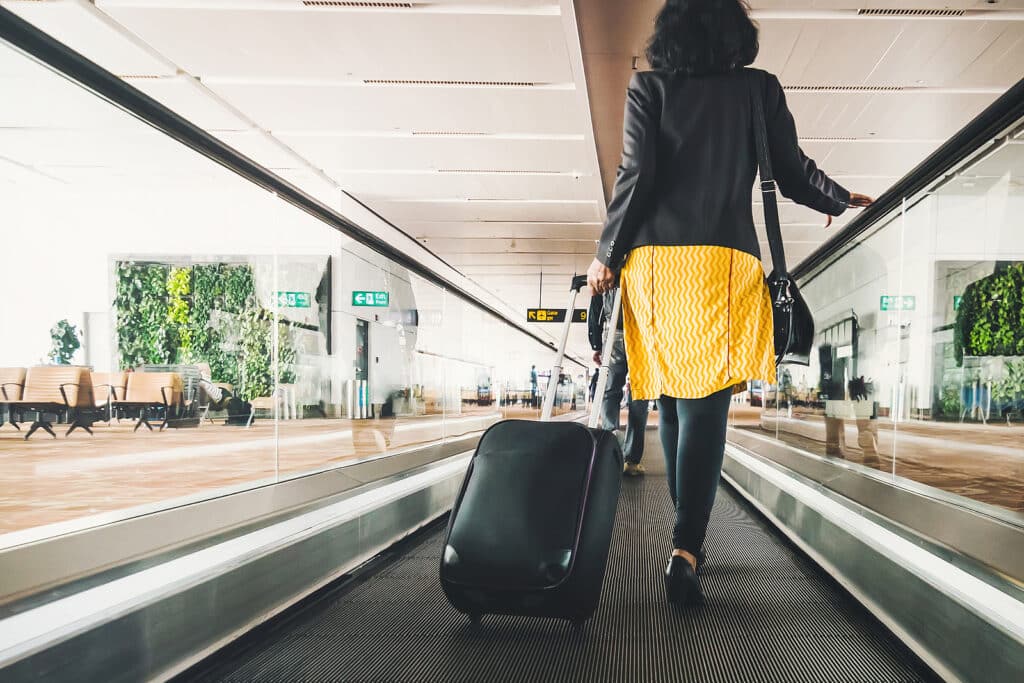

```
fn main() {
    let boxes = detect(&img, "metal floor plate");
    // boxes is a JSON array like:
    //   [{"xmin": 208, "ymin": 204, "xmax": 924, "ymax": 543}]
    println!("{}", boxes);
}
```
[{"xmin": 188, "ymin": 447, "xmax": 938, "ymax": 683}]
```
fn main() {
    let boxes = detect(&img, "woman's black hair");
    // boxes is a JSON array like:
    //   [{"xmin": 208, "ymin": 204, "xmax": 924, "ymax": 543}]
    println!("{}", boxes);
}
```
[{"xmin": 646, "ymin": 0, "xmax": 759, "ymax": 75}]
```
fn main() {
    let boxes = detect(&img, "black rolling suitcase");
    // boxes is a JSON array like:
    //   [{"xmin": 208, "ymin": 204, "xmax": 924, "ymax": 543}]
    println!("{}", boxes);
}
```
[{"xmin": 440, "ymin": 275, "xmax": 623, "ymax": 624}]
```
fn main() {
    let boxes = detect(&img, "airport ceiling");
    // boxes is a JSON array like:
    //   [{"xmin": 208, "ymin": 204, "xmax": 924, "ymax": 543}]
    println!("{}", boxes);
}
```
[{"xmin": 1, "ymin": 0, "xmax": 1022, "ymax": 349}]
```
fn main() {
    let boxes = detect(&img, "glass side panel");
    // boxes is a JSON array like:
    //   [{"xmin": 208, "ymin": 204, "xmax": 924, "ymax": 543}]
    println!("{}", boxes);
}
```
[
  {"xmin": 0, "ymin": 39, "xmax": 279, "ymax": 538},
  {"xmin": 901, "ymin": 137, "xmax": 1024, "ymax": 514},
  {"xmin": 741, "ymin": 121, "xmax": 1024, "ymax": 520},
  {"xmin": 0, "ymin": 38, "xmax": 586, "ymax": 553}
]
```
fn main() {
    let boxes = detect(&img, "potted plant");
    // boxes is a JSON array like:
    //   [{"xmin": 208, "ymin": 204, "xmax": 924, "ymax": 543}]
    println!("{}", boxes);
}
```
[{"xmin": 48, "ymin": 319, "xmax": 81, "ymax": 365}]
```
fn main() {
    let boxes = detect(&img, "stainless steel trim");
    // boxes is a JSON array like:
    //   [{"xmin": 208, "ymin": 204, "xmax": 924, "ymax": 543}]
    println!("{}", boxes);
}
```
[
  {"xmin": 727, "ymin": 428, "xmax": 1024, "ymax": 581},
  {"xmin": 0, "ymin": 454, "xmax": 470, "ymax": 682},
  {"xmin": 0, "ymin": 437, "xmax": 477, "ymax": 603},
  {"xmin": 737, "ymin": 425, "xmax": 1024, "ymax": 529},
  {"xmin": 722, "ymin": 444, "xmax": 1024, "ymax": 683}
]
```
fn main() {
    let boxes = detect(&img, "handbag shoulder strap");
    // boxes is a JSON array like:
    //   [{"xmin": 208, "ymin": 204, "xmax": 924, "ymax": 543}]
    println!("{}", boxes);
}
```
[{"xmin": 747, "ymin": 70, "xmax": 788, "ymax": 277}]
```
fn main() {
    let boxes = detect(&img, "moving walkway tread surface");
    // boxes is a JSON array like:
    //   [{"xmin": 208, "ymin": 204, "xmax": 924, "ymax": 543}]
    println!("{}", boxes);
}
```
[{"xmin": 186, "ymin": 434, "xmax": 938, "ymax": 683}]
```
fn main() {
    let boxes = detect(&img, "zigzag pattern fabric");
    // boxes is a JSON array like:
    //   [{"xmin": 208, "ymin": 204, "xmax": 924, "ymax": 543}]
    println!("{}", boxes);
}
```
[{"xmin": 620, "ymin": 245, "xmax": 777, "ymax": 400}]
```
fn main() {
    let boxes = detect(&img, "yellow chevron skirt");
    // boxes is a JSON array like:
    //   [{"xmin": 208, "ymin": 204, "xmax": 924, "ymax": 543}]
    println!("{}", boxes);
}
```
[{"xmin": 620, "ymin": 245, "xmax": 777, "ymax": 400}]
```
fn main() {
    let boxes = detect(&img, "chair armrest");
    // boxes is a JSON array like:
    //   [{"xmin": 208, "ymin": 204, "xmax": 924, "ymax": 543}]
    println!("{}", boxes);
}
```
[
  {"xmin": 59, "ymin": 382, "xmax": 81, "ymax": 409},
  {"xmin": 1, "ymin": 382, "xmax": 24, "ymax": 400}
]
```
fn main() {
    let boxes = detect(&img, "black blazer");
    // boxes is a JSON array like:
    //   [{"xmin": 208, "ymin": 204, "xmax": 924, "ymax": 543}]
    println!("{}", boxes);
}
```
[{"xmin": 596, "ymin": 68, "xmax": 850, "ymax": 268}]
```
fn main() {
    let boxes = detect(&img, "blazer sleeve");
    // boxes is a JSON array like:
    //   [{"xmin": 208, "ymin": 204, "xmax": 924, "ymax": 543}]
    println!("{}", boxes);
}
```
[
  {"xmin": 588, "ymin": 294, "xmax": 604, "ymax": 351},
  {"xmin": 764, "ymin": 73, "xmax": 851, "ymax": 216},
  {"xmin": 596, "ymin": 72, "xmax": 659, "ymax": 268}
]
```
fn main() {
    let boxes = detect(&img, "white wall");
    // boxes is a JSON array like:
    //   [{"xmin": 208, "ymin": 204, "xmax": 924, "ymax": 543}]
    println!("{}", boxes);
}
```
[{"xmin": 1, "ymin": 135, "xmax": 586, "ymax": 410}]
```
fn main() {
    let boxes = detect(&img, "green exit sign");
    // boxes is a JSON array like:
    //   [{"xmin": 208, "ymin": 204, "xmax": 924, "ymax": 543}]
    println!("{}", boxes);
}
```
[
  {"xmin": 880, "ymin": 295, "xmax": 915, "ymax": 311},
  {"xmin": 275, "ymin": 291, "xmax": 311, "ymax": 308},
  {"xmin": 353, "ymin": 291, "xmax": 389, "ymax": 307},
  {"xmin": 953, "ymin": 295, "xmax": 962, "ymax": 310}
]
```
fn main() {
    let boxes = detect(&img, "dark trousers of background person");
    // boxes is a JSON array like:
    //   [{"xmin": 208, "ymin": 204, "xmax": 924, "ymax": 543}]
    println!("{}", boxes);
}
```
[
  {"xmin": 602, "ymin": 329, "xmax": 650, "ymax": 465},
  {"xmin": 658, "ymin": 386, "xmax": 733, "ymax": 553}
]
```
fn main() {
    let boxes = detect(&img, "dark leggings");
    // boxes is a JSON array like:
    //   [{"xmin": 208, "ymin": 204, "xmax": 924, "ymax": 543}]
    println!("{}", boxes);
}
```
[{"xmin": 658, "ymin": 386, "xmax": 734, "ymax": 552}]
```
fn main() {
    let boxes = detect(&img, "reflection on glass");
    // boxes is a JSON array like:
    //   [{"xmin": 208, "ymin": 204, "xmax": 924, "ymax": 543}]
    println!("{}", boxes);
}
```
[
  {"xmin": 737, "ymin": 125, "xmax": 1024, "ymax": 517},
  {"xmin": 0, "ymin": 39, "xmax": 586, "ymax": 547}
]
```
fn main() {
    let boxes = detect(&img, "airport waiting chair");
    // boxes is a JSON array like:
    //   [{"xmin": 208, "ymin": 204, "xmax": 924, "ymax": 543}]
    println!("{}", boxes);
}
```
[
  {"xmin": 142, "ymin": 364, "xmax": 213, "ymax": 425},
  {"xmin": 113, "ymin": 372, "xmax": 182, "ymax": 432},
  {"xmin": 248, "ymin": 384, "xmax": 296, "ymax": 426},
  {"xmin": 9, "ymin": 366, "xmax": 97, "ymax": 439},
  {"xmin": 0, "ymin": 367, "xmax": 27, "ymax": 430},
  {"xmin": 91, "ymin": 371, "xmax": 128, "ymax": 422}
]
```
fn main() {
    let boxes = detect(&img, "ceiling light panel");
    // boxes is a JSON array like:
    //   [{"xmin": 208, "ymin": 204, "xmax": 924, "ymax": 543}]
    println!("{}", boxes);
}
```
[
  {"xmin": 953, "ymin": 23, "xmax": 1024, "ymax": 89},
  {"xmin": 3, "ymin": 1, "xmax": 174, "ymax": 77},
  {"xmin": 420, "ymin": 238, "xmax": 598, "ymax": 254},
  {"xmin": 806, "ymin": 140, "xmax": 938, "ymax": 178},
  {"xmin": 96, "ymin": 1, "xmax": 559, "ymax": 13},
  {"xmin": 757, "ymin": 19, "xmax": 906, "ymax": 84},
  {"xmin": 95, "ymin": 4, "xmax": 571, "ymax": 83},
  {"xmin": 757, "ymin": 18, "xmax": 1024, "ymax": 89},
  {"xmin": 861, "ymin": 21, "xmax": 1023, "ymax": 89},
  {"xmin": 443, "ymin": 252, "xmax": 590, "ymax": 268},
  {"xmin": 328, "ymin": 171, "xmax": 593, "ymax": 201},
  {"xmin": 784, "ymin": 90, "xmax": 1001, "ymax": 139},
  {"xmin": 748, "ymin": 1, "xmax": 1013, "ymax": 15},
  {"xmin": 366, "ymin": 198, "xmax": 602, "ymax": 223},
  {"xmin": 205, "ymin": 85, "xmax": 582, "ymax": 134},
  {"xmin": 274, "ymin": 136, "xmax": 592, "ymax": 174},
  {"xmin": 405, "ymin": 222, "xmax": 603, "ymax": 241}
]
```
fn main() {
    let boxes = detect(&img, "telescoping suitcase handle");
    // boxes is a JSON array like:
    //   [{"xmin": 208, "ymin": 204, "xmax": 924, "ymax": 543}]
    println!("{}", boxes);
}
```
[{"xmin": 540, "ymin": 275, "xmax": 622, "ymax": 429}]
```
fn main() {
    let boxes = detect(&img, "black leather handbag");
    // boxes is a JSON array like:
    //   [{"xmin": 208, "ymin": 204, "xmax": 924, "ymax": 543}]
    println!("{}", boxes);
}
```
[{"xmin": 749, "ymin": 73, "xmax": 814, "ymax": 366}]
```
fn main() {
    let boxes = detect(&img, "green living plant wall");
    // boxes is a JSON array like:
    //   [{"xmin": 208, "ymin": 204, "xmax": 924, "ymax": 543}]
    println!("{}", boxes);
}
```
[
  {"xmin": 114, "ymin": 262, "xmax": 175, "ymax": 368},
  {"xmin": 115, "ymin": 261, "xmax": 297, "ymax": 401},
  {"xmin": 954, "ymin": 262, "xmax": 1024, "ymax": 365}
]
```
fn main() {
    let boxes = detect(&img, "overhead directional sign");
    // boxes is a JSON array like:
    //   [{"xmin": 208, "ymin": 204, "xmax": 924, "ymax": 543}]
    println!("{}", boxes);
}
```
[
  {"xmin": 527, "ymin": 308, "xmax": 587, "ymax": 323},
  {"xmin": 880, "ymin": 295, "xmax": 915, "ymax": 312},
  {"xmin": 352, "ymin": 291, "xmax": 389, "ymax": 307},
  {"xmin": 275, "ymin": 291, "xmax": 311, "ymax": 308}
]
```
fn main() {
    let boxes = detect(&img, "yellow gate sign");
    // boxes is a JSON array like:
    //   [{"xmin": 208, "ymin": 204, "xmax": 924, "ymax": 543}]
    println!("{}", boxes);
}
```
[{"xmin": 527, "ymin": 309, "xmax": 587, "ymax": 323}]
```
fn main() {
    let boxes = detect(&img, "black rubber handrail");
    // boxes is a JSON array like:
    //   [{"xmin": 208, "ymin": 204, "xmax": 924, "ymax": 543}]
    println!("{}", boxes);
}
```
[
  {"xmin": 0, "ymin": 7, "xmax": 585, "ymax": 368},
  {"xmin": 794, "ymin": 76, "xmax": 1024, "ymax": 283}
]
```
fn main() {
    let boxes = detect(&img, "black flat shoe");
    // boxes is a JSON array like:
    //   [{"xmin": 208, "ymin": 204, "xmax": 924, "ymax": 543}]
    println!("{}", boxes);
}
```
[{"xmin": 664, "ymin": 555, "xmax": 702, "ymax": 606}]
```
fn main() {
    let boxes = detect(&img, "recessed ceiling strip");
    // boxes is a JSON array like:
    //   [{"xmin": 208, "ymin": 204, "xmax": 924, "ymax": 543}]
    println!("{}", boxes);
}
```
[
  {"xmin": 364, "ymin": 79, "xmax": 538, "ymax": 87},
  {"xmin": 302, "ymin": 1, "xmax": 415, "ymax": 7},
  {"xmin": 857, "ymin": 8, "xmax": 965, "ymax": 18}
]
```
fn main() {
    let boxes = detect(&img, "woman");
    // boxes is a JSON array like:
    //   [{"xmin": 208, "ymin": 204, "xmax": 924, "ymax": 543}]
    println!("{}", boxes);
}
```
[{"xmin": 586, "ymin": 0, "xmax": 872, "ymax": 606}]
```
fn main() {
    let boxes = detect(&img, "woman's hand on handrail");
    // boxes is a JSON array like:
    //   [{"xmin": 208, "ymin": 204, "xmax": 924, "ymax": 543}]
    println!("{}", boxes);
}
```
[
  {"xmin": 848, "ymin": 192, "xmax": 874, "ymax": 208},
  {"xmin": 824, "ymin": 192, "xmax": 874, "ymax": 228},
  {"xmin": 587, "ymin": 258, "xmax": 616, "ymax": 295}
]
